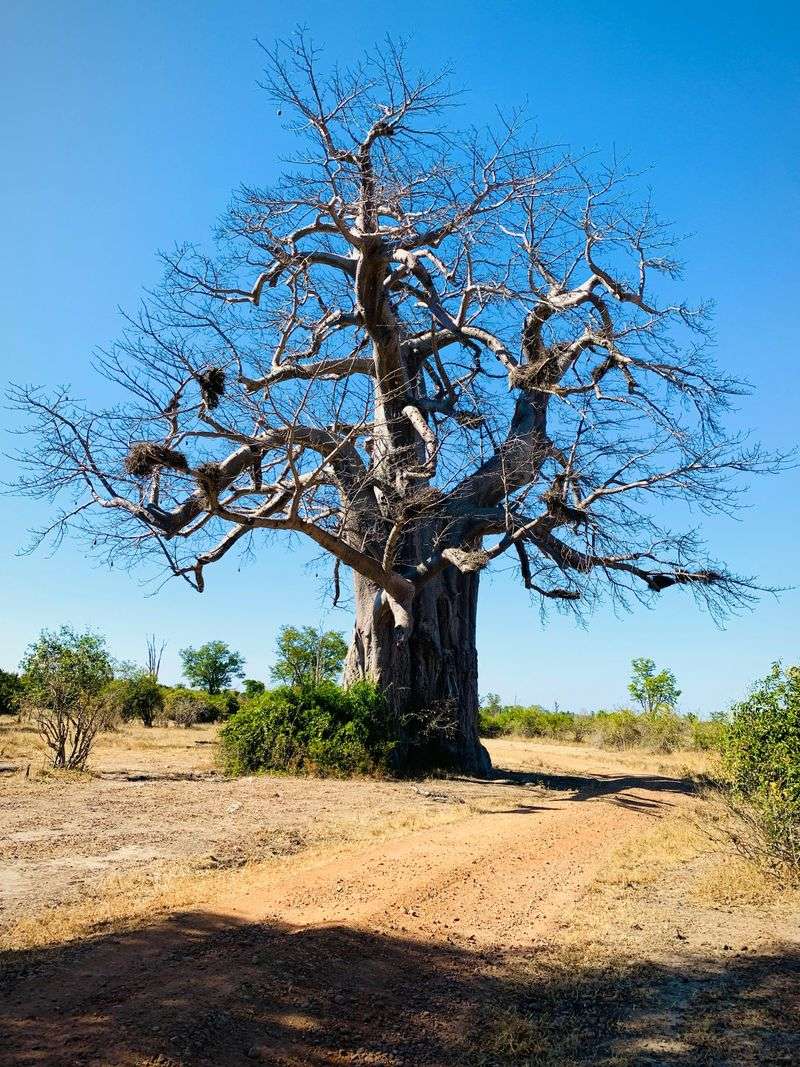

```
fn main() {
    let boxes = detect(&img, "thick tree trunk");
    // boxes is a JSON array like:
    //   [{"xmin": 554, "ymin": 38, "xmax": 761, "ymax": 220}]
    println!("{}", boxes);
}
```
[{"xmin": 344, "ymin": 567, "xmax": 492, "ymax": 777}]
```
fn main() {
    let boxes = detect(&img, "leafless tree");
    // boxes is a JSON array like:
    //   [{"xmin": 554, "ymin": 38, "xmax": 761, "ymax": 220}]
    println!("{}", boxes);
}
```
[
  {"xmin": 9, "ymin": 35, "xmax": 781, "ymax": 774},
  {"xmin": 145, "ymin": 634, "xmax": 167, "ymax": 680}
]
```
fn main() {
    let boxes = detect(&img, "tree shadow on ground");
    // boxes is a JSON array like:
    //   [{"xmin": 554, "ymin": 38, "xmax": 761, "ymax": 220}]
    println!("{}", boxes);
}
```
[
  {"xmin": 452, "ymin": 764, "xmax": 698, "ymax": 812},
  {"xmin": 2, "ymin": 910, "xmax": 798, "ymax": 1066}
]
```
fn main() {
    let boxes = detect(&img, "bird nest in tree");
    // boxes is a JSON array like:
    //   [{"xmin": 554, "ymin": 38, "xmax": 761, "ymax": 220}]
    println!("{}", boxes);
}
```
[
  {"xmin": 198, "ymin": 367, "xmax": 226, "ymax": 409},
  {"xmin": 124, "ymin": 442, "xmax": 189, "ymax": 477},
  {"xmin": 508, "ymin": 358, "xmax": 563, "ymax": 392},
  {"xmin": 442, "ymin": 547, "xmax": 490, "ymax": 573},
  {"xmin": 194, "ymin": 462, "xmax": 224, "ymax": 508},
  {"xmin": 404, "ymin": 485, "xmax": 444, "ymax": 512},
  {"xmin": 507, "ymin": 364, "xmax": 541, "ymax": 391}
]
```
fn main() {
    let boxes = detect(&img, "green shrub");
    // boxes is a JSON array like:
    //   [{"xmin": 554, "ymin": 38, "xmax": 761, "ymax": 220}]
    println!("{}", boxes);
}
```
[
  {"xmin": 640, "ymin": 708, "xmax": 686, "ymax": 752},
  {"xmin": 479, "ymin": 703, "xmax": 578, "ymax": 741},
  {"xmin": 571, "ymin": 715, "xmax": 592, "ymax": 743},
  {"xmin": 207, "ymin": 690, "xmax": 240, "ymax": 719},
  {"xmin": 688, "ymin": 712, "xmax": 727, "ymax": 751},
  {"xmin": 478, "ymin": 707, "xmax": 503, "ymax": 738},
  {"xmin": 161, "ymin": 687, "xmax": 238, "ymax": 725},
  {"xmin": 19, "ymin": 626, "xmax": 114, "ymax": 770},
  {"xmin": 720, "ymin": 663, "xmax": 800, "ymax": 872},
  {"xmin": 219, "ymin": 680, "xmax": 394, "ymax": 777},
  {"xmin": 104, "ymin": 673, "xmax": 163, "ymax": 727},
  {"xmin": 589, "ymin": 708, "xmax": 643, "ymax": 749},
  {"xmin": 0, "ymin": 669, "xmax": 24, "ymax": 715}
]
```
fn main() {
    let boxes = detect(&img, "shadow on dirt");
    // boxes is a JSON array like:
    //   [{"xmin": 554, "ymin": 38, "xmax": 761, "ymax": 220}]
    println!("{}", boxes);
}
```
[
  {"xmin": 2, "ymin": 910, "xmax": 798, "ymax": 1065},
  {"xmin": 484, "ymin": 765, "xmax": 698, "ymax": 808}
]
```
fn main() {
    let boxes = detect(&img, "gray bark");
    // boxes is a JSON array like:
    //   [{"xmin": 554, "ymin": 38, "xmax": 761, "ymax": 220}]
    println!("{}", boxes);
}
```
[{"xmin": 344, "ymin": 566, "xmax": 491, "ymax": 777}]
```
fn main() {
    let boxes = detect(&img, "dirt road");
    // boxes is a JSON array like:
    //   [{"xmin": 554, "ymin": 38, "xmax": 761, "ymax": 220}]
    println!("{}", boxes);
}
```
[{"xmin": 2, "ymin": 740, "xmax": 798, "ymax": 1065}]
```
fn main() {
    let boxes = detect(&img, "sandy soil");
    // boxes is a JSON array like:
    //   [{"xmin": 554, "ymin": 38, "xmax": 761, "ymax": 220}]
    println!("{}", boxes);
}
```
[{"xmin": 1, "ymin": 728, "xmax": 798, "ymax": 1065}]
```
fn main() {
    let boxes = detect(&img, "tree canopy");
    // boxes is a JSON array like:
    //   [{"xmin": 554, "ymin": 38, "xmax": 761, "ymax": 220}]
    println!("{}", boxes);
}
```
[
  {"xmin": 21, "ymin": 627, "xmax": 114, "ymax": 711},
  {"xmin": 179, "ymin": 640, "xmax": 245, "ymax": 694},
  {"xmin": 11, "ymin": 36, "xmax": 775, "ymax": 620},
  {"xmin": 271, "ymin": 625, "xmax": 348, "ymax": 688},
  {"xmin": 628, "ymin": 657, "xmax": 681, "ymax": 714}
]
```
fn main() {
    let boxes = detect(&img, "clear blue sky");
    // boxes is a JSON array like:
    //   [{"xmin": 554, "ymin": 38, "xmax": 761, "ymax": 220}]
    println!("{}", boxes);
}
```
[{"xmin": 1, "ymin": 1, "xmax": 798, "ymax": 712}]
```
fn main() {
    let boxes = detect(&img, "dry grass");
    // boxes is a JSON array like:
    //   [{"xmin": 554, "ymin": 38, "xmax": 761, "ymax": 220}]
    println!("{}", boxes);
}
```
[
  {"xmin": 4, "ymin": 727, "xmax": 799, "ymax": 1065},
  {"xmin": 0, "ymin": 717, "xmax": 219, "ymax": 775},
  {"xmin": 594, "ymin": 803, "xmax": 796, "ymax": 908},
  {"xmin": 595, "ymin": 814, "xmax": 704, "ymax": 892},
  {"xmin": 693, "ymin": 855, "xmax": 786, "ymax": 907},
  {"xmin": 0, "ymin": 719, "xmax": 42, "ymax": 766},
  {"xmin": 0, "ymin": 758, "xmax": 495, "ymax": 957},
  {"xmin": 2, "ymin": 860, "xmax": 236, "ymax": 956},
  {"xmin": 478, "ymin": 805, "xmax": 800, "ymax": 1066},
  {"xmin": 486, "ymin": 736, "xmax": 712, "ymax": 783}
]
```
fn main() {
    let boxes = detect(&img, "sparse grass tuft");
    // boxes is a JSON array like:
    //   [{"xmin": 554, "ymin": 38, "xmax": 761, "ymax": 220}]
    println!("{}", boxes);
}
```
[{"xmin": 694, "ymin": 855, "xmax": 785, "ymax": 907}]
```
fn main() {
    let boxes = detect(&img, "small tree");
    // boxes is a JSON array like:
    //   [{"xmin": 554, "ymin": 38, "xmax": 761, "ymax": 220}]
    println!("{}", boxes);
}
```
[
  {"xmin": 723, "ymin": 664, "xmax": 800, "ymax": 803},
  {"xmin": 0, "ymin": 669, "xmax": 24, "ymax": 715},
  {"xmin": 106, "ymin": 669, "xmax": 164, "ymax": 727},
  {"xmin": 271, "ymin": 626, "xmax": 348, "ymax": 688},
  {"xmin": 243, "ymin": 678, "xmax": 266, "ymax": 697},
  {"xmin": 720, "ymin": 663, "xmax": 800, "ymax": 874},
  {"xmin": 179, "ymin": 640, "xmax": 245, "ymax": 694},
  {"xmin": 21, "ymin": 627, "xmax": 114, "ymax": 769},
  {"xmin": 628, "ymin": 657, "xmax": 681, "ymax": 715}
]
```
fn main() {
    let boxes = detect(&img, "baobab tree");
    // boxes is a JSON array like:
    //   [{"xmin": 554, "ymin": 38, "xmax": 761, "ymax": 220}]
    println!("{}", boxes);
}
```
[{"xmin": 11, "ymin": 36, "xmax": 776, "ymax": 774}]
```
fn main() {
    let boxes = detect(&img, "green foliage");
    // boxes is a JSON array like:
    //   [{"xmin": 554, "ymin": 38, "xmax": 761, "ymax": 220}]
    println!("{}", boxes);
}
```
[
  {"xmin": 104, "ymin": 672, "xmax": 163, "ymax": 727},
  {"xmin": 243, "ymin": 678, "xmax": 266, "ymax": 697},
  {"xmin": 271, "ymin": 626, "xmax": 349, "ymax": 688},
  {"xmin": 479, "ymin": 702, "xmax": 574, "ymax": 740},
  {"xmin": 479, "ymin": 695, "xmax": 715, "ymax": 753},
  {"xmin": 720, "ymin": 663, "xmax": 800, "ymax": 871},
  {"xmin": 179, "ymin": 641, "xmax": 245, "ymax": 694},
  {"xmin": 219, "ymin": 680, "xmax": 393, "ymax": 777},
  {"xmin": 165, "ymin": 693, "xmax": 206, "ymax": 728},
  {"xmin": 0, "ymin": 669, "xmax": 24, "ymax": 715},
  {"xmin": 20, "ymin": 626, "xmax": 114, "ymax": 770},
  {"xmin": 628, "ymin": 657, "xmax": 681, "ymax": 714},
  {"xmin": 688, "ymin": 711, "xmax": 728, "ymax": 751},
  {"xmin": 591, "ymin": 707, "xmax": 644, "ymax": 749},
  {"xmin": 482, "ymin": 692, "xmax": 503, "ymax": 715},
  {"xmin": 21, "ymin": 627, "xmax": 113, "ymax": 712},
  {"xmin": 161, "ymin": 686, "xmax": 238, "ymax": 725}
]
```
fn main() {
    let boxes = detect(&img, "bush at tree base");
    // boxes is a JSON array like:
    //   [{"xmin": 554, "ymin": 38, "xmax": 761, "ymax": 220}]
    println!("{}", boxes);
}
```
[{"xmin": 219, "ymin": 681, "xmax": 394, "ymax": 777}]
